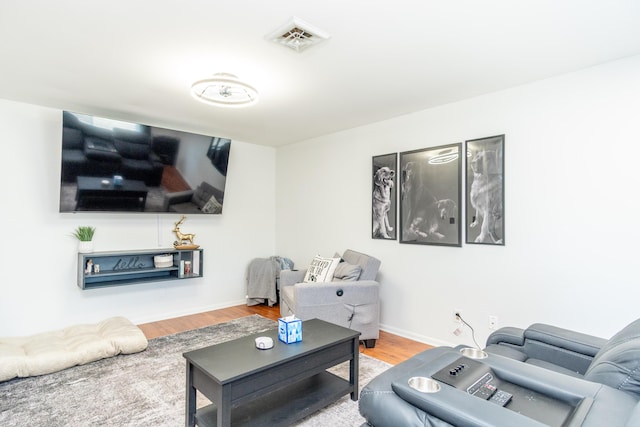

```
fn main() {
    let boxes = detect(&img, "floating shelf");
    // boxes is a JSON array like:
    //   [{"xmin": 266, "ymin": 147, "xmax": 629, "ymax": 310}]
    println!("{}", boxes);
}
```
[{"xmin": 77, "ymin": 248, "xmax": 203, "ymax": 289}]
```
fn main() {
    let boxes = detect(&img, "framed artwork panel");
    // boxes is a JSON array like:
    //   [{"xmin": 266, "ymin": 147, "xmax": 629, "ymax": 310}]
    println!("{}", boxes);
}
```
[
  {"xmin": 465, "ymin": 134, "xmax": 505, "ymax": 245},
  {"xmin": 399, "ymin": 143, "xmax": 462, "ymax": 246},
  {"xmin": 372, "ymin": 153, "xmax": 397, "ymax": 240}
]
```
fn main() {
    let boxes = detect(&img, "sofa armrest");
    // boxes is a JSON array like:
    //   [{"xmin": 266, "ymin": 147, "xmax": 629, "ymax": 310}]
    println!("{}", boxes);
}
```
[
  {"xmin": 523, "ymin": 324, "xmax": 606, "ymax": 358},
  {"xmin": 487, "ymin": 324, "xmax": 605, "ymax": 358},
  {"xmin": 280, "ymin": 269, "xmax": 306, "ymax": 288},
  {"xmin": 486, "ymin": 323, "xmax": 607, "ymax": 375},
  {"xmin": 293, "ymin": 280, "xmax": 379, "ymax": 306},
  {"xmin": 486, "ymin": 327, "xmax": 527, "ymax": 347},
  {"xmin": 162, "ymin": 190, "xmax": 194, "ymax": 211}
]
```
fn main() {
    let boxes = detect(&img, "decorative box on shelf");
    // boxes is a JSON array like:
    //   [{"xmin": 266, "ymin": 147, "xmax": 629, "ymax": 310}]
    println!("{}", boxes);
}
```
[
  {"xmin": 153, "ymin": 254, "xmax": 173, "ymax": 268},
  {"xmin": 278, "ymin": 316, "xmax": 302, "ymax": 344}
]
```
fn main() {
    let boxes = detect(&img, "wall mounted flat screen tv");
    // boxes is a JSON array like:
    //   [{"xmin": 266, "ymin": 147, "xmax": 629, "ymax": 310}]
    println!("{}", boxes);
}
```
[{"xmin": 59, "ymin": 111, "xmax": 231, "ymax": 214}]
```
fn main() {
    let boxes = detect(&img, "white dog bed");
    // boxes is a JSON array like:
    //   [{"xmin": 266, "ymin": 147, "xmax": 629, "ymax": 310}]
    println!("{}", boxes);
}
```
[{"xmin": 0, "ymin": 316, "xmax": 148, "ymax": 382}]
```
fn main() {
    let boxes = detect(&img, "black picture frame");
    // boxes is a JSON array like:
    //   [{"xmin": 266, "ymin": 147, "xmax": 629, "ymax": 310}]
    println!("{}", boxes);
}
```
[
  {"xmin": 372, "ymin": 153, "xmax": 398, "ymax": 240},
  {"xmin": 399, "ymin": 143, "xmax": 462, "ymax": 246},
  {"xmin": 465, "ymin": 134, "xmax": 505, "ymax": 245}
]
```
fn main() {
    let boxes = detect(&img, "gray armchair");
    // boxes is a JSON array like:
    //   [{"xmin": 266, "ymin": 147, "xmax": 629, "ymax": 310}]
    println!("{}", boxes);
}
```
[
  {"xmin": 163, "ymin": 181, "xmax": 224, "ymax": 213},
  {"xmin": 279, "ymin": 249, "xmax": 381, "ymax": 348}
]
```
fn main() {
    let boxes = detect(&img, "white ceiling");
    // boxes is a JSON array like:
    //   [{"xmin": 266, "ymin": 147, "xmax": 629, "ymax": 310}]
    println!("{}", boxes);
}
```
[{"xmin": 2, "ymin": 1, "xmax": 640, "ymax": 147}]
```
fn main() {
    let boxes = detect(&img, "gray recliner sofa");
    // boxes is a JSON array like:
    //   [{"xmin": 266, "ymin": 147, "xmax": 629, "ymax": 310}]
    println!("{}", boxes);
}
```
[
  {"xmin": 359, "ymin": 318, "xmax": 640, "ymax": 426},
  {"xmin": 484, "ymin": 317, "xmax": 640, "ymax": 395},
  {"xmin": 279, "ymin": 249, "xmax": 381, "ymax": 348},
  {"xmin": 61, "ymin": 111, "xmax": 164, "ymax": 186}
]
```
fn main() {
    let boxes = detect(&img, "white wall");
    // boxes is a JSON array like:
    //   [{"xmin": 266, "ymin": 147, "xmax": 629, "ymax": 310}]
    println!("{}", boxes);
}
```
[
  {"xmin": 275, "ymin": 54, "xmax": 640, "ymax": 347},
  {"xmin": 3, "ymin": 55, "xmax": 639, "ymax": 344},
  {"xmin": 0, "ymin": 100, "xmax": 276, "ymax": 336}
]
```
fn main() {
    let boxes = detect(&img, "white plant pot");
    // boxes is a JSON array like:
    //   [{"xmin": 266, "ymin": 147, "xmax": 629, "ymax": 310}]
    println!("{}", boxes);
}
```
[{"xmin": 78, "ymin": 241, "xmax": 94, "ymax": 253}]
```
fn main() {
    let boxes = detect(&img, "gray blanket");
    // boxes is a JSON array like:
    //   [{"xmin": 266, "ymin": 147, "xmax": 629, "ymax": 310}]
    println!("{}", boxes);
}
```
[{"xmin": 246, "ymin": 256, "xmax": 284, "ymax": 307}]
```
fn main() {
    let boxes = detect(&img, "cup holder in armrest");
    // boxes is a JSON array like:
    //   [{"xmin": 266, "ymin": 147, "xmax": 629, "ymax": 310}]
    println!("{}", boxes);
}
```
[
  {"xmin": 408, "ymin": 376, "xmax": 441, "ymax": 393},
  {"xmin": 460, "ymin": 347, "xmax": 488, "ymax": 359}
]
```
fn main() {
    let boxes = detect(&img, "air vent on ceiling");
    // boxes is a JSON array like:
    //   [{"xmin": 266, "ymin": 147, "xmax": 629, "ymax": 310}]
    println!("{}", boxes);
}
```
[{"xmin": 266, "ymin": 16, "xmax": 330, "ymax": 53}]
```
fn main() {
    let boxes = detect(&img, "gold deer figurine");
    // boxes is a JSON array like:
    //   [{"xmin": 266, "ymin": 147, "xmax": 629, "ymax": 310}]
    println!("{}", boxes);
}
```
[{"xmin": 173, "ymin": 215, "xmax": 197, "ymax": 248}]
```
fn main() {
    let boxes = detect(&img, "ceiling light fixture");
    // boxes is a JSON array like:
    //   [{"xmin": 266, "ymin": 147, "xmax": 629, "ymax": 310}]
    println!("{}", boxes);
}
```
[
  {"xmin": 266, "ymin": 16, "xmax": 330, "ymax": 53},
  {"xmin": 429, "ymin": 148, "xmax": 460, "ymax": 165},
  {"xmin": 191, "ymin": 73, "xmax": 258, "ymax": 108}
]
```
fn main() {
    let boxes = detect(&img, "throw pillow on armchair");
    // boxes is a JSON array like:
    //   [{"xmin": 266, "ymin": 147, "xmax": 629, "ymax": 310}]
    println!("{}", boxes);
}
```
[
  {"xmin": 302, "ymin": 255, "xmax": 341, "ymax": 283},
  {"xmin": 333, "ymin": 261, "xmax": 362, "ymax": 281}
]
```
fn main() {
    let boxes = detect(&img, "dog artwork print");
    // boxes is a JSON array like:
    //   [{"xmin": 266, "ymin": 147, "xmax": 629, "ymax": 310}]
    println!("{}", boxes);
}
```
[
  {"xmin": 465, "ymin": 135, "xmax": 505, "ymax": 245},
  {"xmin": 372, "ymin": 154, "xmax": 397, "ymax": 240},
  {"xmin": 399, "ymin": 144, "xmax": 462, "ymax": 246},
  {"xmin": 401, "ymin": 161, "xmax": 457, "ymax": 242}
]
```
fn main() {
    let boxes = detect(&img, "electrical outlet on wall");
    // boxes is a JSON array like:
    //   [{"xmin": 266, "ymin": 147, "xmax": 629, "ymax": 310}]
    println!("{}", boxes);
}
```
[
  {"xmin": 453, "ymin": 309, "xmax": 462, "ymax": 323},
  {"xmin": 488, "ymin": 315, "xmax": 499, "ymax": 330}
]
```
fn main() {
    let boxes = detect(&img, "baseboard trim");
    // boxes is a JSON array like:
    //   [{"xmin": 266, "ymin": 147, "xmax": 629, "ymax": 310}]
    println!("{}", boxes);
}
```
[
  {"xmin": 131, "ymin": 299, "xmax": 247, "ymax": 325},
  {"xmin": 380, "ymin": 322, "xmax": 455, "ymax": 348}
]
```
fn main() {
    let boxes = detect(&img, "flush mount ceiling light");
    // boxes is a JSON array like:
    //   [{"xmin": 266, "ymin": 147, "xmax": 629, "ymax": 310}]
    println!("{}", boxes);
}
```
[
  {"xmin": 191, "ymin": 73, "xmax": 258, "ymax": 108},
  {"xmin": 266, "ymin": 16, "xmax": 330, "ymax": 52},
  {"xmin": 429, "ymin": 148, "xmax": 460, "ymax": 165}
]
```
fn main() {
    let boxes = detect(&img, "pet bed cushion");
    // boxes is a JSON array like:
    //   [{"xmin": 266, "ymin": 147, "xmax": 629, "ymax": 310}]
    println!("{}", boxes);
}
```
[{"xmin": 0, "ymin": 316, "xmax": 148, "ymax": 382}]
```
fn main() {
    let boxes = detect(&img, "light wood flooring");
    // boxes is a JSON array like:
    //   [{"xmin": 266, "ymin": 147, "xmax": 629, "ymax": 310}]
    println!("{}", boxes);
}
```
[
  {"xmin": 161, "ymin": 165, "xmax": 191, "ymax": 192},
  {"xmin": 138, "ymin": 304, "xmax": 432, "ymax": 365}
]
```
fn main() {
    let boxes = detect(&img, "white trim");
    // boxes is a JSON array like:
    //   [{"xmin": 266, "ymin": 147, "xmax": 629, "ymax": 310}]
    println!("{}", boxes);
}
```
[
  {"xmin": 380, "ymin": 322, "xmax": 456, "ymax": 348},
  {"xmin": 129, "ymin": 299, "xmax": 247, "ymax": 326}
]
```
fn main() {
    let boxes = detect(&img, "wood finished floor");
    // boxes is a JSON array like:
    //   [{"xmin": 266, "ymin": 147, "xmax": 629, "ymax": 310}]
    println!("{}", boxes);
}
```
[
  {"xmin": 161, "ymin": 165, "xmax": 191, "ymax": 192},
  {"xmin": 138, "ymin": 304, "xmax": 432, "ymax": 365}
]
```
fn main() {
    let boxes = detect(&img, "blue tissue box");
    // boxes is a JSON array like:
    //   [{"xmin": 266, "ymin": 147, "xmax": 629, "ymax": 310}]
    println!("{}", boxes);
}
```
[{"xmin": 278, "ymin": 317, "xmax": 302, "ymax": 344}]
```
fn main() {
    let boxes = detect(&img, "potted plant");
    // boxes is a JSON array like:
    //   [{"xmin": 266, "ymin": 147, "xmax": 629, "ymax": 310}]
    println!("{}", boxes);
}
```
[{"xmin": 72, "ymin": 226, "xmax": 96, "ymax": 253}]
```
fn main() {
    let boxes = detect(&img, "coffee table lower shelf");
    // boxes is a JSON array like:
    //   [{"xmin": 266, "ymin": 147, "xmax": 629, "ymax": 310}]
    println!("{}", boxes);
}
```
[{"xmin": 195, "ymin": 371, "xmax": 350, "ymax": 427}]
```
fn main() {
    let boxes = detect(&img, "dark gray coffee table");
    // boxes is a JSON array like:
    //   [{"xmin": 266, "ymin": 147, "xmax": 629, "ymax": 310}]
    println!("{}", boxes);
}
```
[
  {"xmin": 183, "ymin": 318, "xmax": 360, "ymax": 427},
  {"xmin": 75, "ymin": 176, "xmax": 148, "ymax": 211}
]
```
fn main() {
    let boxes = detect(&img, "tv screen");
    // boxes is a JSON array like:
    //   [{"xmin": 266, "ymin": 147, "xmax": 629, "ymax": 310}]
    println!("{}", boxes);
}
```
[{"xmin": 59, "ymin": 111, "xmax": 231, "ymax": 214}]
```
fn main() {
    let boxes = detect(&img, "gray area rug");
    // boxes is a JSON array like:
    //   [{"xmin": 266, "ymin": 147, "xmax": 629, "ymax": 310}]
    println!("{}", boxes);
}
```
[{"xmin": 0, "ymin": 315, "xmax": 390, "ymax": 426}]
